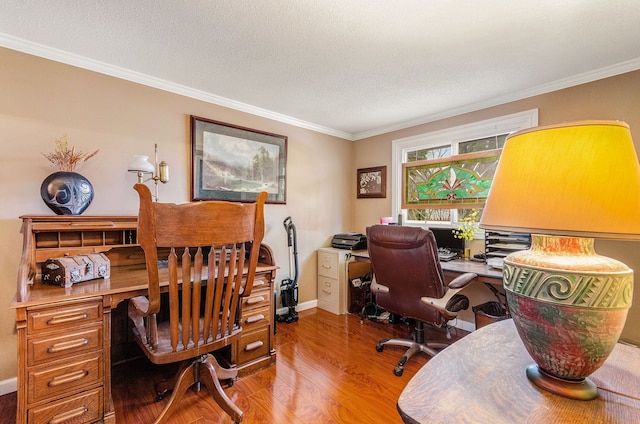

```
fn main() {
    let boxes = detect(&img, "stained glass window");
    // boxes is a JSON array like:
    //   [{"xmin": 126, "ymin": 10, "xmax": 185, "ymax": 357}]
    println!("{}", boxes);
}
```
[
  {"xmin": 392, "ymin": 109, "xmax": 538, "ymax": 225},
  {"xmin": 403, "ymin": 149, "xmax": 502, "ymax": 209}
]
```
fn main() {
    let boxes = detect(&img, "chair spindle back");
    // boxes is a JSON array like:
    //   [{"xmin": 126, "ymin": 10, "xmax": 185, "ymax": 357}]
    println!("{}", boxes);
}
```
[{"xmin": 134, "ymin": 183, "xmax": 266, "ymax": 354}]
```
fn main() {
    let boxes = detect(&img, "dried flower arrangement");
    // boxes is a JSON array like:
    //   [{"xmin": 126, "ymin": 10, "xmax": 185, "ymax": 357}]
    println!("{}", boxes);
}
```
[{"xmin": 42, "ymin": 135, "xmax": 99, "ymax": 172}]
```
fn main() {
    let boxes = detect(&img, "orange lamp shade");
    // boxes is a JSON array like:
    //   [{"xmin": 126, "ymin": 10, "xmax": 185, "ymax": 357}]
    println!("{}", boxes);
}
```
[{"xmin": 480, "ymin": 120, "xmax": 640, "ymax": 240}]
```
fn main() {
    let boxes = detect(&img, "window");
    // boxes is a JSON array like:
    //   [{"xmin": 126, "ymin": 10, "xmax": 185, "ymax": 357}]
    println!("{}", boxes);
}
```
[{"xmin": 391, "ymin": 110, "xmax": 538, "ymax": 227}]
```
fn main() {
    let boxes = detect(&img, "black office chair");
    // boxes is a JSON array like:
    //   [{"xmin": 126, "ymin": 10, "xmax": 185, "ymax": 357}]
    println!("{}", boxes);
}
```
[{"xmin": 366, "ymin": 225, "xmax": 477, "ymax": 376}]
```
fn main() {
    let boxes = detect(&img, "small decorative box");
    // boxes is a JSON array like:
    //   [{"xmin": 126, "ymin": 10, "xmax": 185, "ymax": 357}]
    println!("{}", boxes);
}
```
[{"xmin": 42, "ymin": 253, "xmax": 111, "ymax": 288}]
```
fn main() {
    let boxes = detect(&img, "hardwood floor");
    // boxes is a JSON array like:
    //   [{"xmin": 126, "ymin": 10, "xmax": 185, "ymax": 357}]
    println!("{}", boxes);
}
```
[{"xmin": 1, "ymin": 308, "xmax": 468, "ymax": 423}]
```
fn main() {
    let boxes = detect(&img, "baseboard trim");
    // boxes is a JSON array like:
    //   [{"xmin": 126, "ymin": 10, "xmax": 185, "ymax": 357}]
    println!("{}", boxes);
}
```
[
  {"xmin": 0, "ymin": 377, "xmax": 17, "ymax": 396},
  {"xmin": 296, "ymin": 300, "xmax": 317, "ymax": 312},
  {"xmin": 455, "ymin": 318, "xmax": 476, "ymax": 333},
  {"xmin": 276, "ymin": 299, "xmax": 317, "ymax": 317}
]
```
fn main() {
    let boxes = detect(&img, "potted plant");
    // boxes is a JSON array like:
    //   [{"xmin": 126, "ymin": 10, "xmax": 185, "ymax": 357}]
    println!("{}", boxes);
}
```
[
  {"xmin": 453, "ymin": 209, "xmax": 479, "ymax": 258},
  {"xmin": 40, "ymin": 135, "xmax": 99, "ymax": 215}
]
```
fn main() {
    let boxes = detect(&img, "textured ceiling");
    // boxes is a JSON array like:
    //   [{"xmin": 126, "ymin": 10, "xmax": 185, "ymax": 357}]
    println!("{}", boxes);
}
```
[{"xmin": 1, "ymin": 1, "xmax": 640, "ymax": 140}]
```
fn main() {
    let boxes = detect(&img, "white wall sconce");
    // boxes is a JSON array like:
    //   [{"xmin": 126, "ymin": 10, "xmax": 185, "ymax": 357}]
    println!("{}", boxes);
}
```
[{"xmin": 127, "ymin": 143, "xmax": 169, "ymax": 201}]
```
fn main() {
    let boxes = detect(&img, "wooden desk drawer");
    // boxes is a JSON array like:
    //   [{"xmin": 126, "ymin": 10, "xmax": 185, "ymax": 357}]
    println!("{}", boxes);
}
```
[
  {"xmin": 28, "ymin": 352, "xmax": 103, "ymax": 404},
  {"xmin": 28, "ymin": 386, "xmax": 103, "ymax": 424},
  {"xmin": 238, "ymin": 327, "xmax": 270, "ymax": 364},
  {"xmin": 318, "ymin": 250, "xmax": 339, "ymax": 279},
  {"xmin": 28, "ymin": 299, "xmax": 102, "ymax": 334},
  {"xmin": 28, "ymin": 326, "xmax": 103, "ymax": 366},
  {"xmin": 251, "ymin": 276, "xmax": 269, "ymax": 290},
  {"xmin": 242, "ymin": 290, "xmax": 270, "ymax": 311},
  {"xmin": 242, "ymin": 305, "xmax": 270, "ymax": 332}
]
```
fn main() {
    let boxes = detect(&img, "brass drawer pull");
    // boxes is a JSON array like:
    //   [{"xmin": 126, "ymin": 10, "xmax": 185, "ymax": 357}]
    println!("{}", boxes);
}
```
[
  {"xmin": 322, "ymin": 264, "xmax": 332, "ymax": 269},
  {"xmin": 47, "ymin": 338, "xmax": 89, "ymax": 353},
  {"xmin": 246, "ymin": 314, "xmax": 265, "ymax": 324},
  {"xmin": 49, "ymin": 406, "xmax": 89, "ymax": 424},
  {"xmin": 48, "ymin": 369, "xmax": 89, "ymax": 387},
  {"xmin": 47, "ymin": 313, "xmax": 88, "ymax": 326},
  {"xmin": 253, "ymin": 279, "xmax": 265, "ymax": 287},
  {"xmin": 245, "ymin": 296, "xmax": 265, "ymax": 305},
  {"xmin": 322, "ymin": 289, "xmax": 332, "ymax": 294},
  {"xmin": 244, "ymin": 341, "xmax": 264, "ymax": 352}
]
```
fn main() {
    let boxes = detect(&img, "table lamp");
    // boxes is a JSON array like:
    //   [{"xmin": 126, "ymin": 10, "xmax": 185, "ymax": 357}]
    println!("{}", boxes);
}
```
[
  {"xmin": 479, "ymin": 120, "xmax": 640, "ymax": 400},
  {"xmin": 127, "ymin": 143, "xmax": 169, "ymax": 201}
]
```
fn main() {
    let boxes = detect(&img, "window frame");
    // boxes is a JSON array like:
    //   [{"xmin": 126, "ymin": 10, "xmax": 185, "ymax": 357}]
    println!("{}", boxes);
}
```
[{"xmin": 391, "ymin": 109, "xmax": 538, "ymax": 227}]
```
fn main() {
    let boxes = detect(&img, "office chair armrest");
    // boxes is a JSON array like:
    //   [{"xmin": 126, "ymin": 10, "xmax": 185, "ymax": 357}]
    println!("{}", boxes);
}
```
[
  {"xmin": 370, "ymin": 278, "xmax": 389, "ymax": 293},
  {"xmin": 447, "ymin": 272, "xmax": 477, "ymax": 290},
  {"xmin": 421, "ymin": 272, "xmax": 476, "ymax": 319}
]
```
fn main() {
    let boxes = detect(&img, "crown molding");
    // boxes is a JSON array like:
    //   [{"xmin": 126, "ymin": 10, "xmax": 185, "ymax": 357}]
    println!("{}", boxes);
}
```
[
  {"xmin": 3, "ymin": 32, "xmax": 639, "ymax": 143},
  {"xmin": 0, "ymin": 32, "xmax": 354, "ymax": 141},
  {"xmin": 353, "ymin": 57, "xmax": 640, "ymax": 140}
]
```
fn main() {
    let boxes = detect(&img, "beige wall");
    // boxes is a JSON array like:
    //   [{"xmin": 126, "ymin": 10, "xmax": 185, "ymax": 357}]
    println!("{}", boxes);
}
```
[
  {"xmin": 2, "ymin": 46, "xmax": 640, "ymax": 387},
  {"xmin": 353, "ymin": 70, "xmax": 640, "ymax": 344},
  {"xmin": 0, "ymin": 47, "xmax": 354, "ymax": 383}
]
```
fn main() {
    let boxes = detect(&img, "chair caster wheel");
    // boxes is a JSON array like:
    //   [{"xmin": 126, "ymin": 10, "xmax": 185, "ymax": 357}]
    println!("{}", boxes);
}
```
[
  {"xmin": 393, "ymin": 366, "xmax": 404, "ymax": 377},
  {"xmin": 227, "ymin": 377, "xmax": 235, "ymax": 387},
  {"xmin": 376, "ymin": 344, "xmax": 384, "ymax": 352},
  {"xmin": 155, "ymin": 391, "xmax": 166, "ymax": 402}
]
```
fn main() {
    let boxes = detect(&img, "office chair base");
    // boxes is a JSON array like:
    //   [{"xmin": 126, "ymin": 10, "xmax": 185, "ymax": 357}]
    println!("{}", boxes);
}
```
[{"xmin": 376, "ymin": 338, "xmax": 449, "ymax": 376}]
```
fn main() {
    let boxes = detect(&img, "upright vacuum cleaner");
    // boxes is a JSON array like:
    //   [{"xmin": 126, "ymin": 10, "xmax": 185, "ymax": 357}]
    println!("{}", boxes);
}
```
[{"xmin": 276, "ymin": 216, "xmax": 299, "ymax": 323}]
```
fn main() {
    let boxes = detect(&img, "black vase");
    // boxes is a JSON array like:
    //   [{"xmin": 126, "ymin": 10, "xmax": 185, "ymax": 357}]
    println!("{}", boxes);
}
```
[{"xmin": 40, "ymin": 171, "xmax": 94, "ymax": 215}]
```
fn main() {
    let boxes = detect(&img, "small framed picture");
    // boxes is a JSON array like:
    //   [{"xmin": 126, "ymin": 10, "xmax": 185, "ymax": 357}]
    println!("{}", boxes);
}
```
[{"xmin": 357, "ymin": 166, "xmax": 386, "ymax": 198}]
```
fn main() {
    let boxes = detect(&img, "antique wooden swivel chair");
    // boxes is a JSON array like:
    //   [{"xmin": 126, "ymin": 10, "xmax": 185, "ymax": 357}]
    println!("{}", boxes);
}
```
[
  {"xmin": 128, "ymin": 183, "xmax": 267, "ymax": 423},
  {"xmin": 366, "ymin": 225, "xmax": 477, "ymax": 376}
]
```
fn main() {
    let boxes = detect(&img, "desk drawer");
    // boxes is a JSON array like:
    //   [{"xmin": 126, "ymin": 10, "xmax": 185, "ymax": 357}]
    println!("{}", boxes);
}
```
[
  {"xmin": 28, "ymin": 352, "xmax": 103, "ymax": 404},
  {"xmin": 28, "ymin": 325, "xmax": 103, "ymax": 366},
  {"xmin": 242, "ymin": 289, "xmax": 270, "ymax": 311},
  {"xmin": 237, "ymin": 327, "xmax": 270, "ymax": 364},
  {"xmin": 318, "ymin": 250, "xmax": 339, "ymax": 279},
  {"xmin": 251, "ymin": 276, "xmax": 269, "ymax": 291},
  {"xmin": 28, "ymin": 387, "xmax": 103, "ymax": 424},
  {"xmin": 27, "ymin": 299, "xmax": 102, "ymax": 334},
  {"xmin": 242, "ymin": 305, "xmax": 270, "ymax": 332},
  {"xmin": 318, "ymin": 276, "xmax": 339, "ymax": 306}
]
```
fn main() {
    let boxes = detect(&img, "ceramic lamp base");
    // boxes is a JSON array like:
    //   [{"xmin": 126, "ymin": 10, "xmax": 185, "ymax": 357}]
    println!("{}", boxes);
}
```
[
  {"xmin": 526, "ymin": 363, "xmax": 597, "ymax": 401},
  {"xmin": 504, "ymin": 235, "xmax": 632, "ymax": 401}
]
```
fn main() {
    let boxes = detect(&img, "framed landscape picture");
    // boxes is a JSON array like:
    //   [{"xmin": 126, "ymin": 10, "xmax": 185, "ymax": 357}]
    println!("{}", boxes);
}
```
[{"xmin": 191, "ymin": 116, "xmax": 287, "ymax": 203}]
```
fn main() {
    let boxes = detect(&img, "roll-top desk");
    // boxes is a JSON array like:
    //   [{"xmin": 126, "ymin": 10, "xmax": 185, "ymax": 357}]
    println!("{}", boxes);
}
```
[{"xmin": 11, "ymin": 215, "xmax": 278, "ymax": 424}]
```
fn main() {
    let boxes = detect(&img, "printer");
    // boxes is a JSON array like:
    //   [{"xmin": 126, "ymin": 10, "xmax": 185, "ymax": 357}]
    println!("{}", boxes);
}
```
[{"xmin": 331, "ymin": 233, "xmax": 367, "ymax": 250}]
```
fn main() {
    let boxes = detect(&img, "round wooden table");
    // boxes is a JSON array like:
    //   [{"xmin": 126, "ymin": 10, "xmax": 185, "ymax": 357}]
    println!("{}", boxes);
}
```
[{"xmin": 397, "ymin": 319, "xmax": 640, "ymax": 424}]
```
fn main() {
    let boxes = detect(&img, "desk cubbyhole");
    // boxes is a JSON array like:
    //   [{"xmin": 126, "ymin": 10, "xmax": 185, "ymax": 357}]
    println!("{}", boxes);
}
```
[
  {"xmin": 35, "ymin": 232, "xmax": 60, "ymax": 248},
  {"xmin": 59, "ymin": 231, "xmax": 83, "ymax": 247},
  {"xmin": 82, "ymin": 231, "xmax": 105, "ymax": 246},
  {"xmin": 103, "ymin": 230, "xmax": 124, "ymax": 246},
  {"xmin": 104, "ymin": 230, "xmax": 137, "ymax": 246}
]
